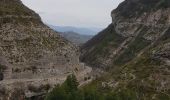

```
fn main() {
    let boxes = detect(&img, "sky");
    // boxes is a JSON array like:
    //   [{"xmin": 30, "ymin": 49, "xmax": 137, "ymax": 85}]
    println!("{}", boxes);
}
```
[{"xmin": 21, "ymin": 0, "xmax": 124, "ymax": 28}]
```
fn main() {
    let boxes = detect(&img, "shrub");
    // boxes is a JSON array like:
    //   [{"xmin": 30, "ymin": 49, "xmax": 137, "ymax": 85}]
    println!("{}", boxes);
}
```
[
  {"xmin": 28, "ymin": 85, "xmax": 39, "ymax": 93},
  {"xmin": 0, "ymin": 64, "xmax": 5, "ymax": 81},
  {"xmin": 0, "ymin": 72, "xmax": 3, "ymax": 81},
  {"xmin": 28, "ymin": 84, "xmax": 51, "ymax": 93},
  {"xmin": 0, "ymin": 87, "xmax": 6, "ymax": 95},
  {"xmin": 40, "ymin": 84, "xmax": 51, "ymax": 91}
]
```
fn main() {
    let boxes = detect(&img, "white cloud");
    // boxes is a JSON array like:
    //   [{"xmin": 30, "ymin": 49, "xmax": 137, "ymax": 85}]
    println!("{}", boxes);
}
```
[{"xmin": 21, "ymin": 0, "xmax": 124, "ymax": 28}]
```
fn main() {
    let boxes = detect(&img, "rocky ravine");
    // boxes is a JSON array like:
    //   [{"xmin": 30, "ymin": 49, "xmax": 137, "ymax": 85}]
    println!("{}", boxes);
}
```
[
  {"xmin": 0, "ymin": 0, "xmax": 92, "ymax": 99},
  {"xmin": 81, "ymin": 0, "xmax": 170, "ymax": 99}
]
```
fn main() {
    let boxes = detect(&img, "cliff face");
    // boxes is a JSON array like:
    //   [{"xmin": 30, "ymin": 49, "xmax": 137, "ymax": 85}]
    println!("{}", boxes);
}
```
[
  {"xmin": 82, "ymin": 0, "xmax": 170, "ymax": 68},
  {"xmin": 0, "ymin": 0, "xmax": 91, "ymax": 99},
  {"xmin": 81, "ymin": 0, "xmax": 170, "ymax": 98}
]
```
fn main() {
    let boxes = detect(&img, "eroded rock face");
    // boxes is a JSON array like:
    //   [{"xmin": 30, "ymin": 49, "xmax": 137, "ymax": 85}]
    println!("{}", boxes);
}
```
[
  {"xmin": 81, "ymin": 0, "xmax": 170, "ymax": 98},
  {"xmin": 0, "ymin": 0, "xmax": 78, "ymax": 79},
  {"xmin": 82, "ymin": 0, "xmax": 170, "ymax": 69},
  {"xmin": 0, "ymin": 0, "xmax": 92, "ymax": 99}
]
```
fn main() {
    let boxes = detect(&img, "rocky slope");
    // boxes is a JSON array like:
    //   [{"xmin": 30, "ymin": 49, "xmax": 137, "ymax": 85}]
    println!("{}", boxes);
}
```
[
  {"xmin": 0, "ymin": 0, "xmax": 92, "ymax": 99},
  {"xmin": 81, "ymin": 0, "xmax": 170, "ymax": 99}
]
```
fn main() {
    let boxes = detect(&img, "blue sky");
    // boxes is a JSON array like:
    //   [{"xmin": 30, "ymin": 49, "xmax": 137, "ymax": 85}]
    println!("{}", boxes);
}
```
[{"xmin": 21, "ymin": 0, "xmax": 124, "ymax": 28}]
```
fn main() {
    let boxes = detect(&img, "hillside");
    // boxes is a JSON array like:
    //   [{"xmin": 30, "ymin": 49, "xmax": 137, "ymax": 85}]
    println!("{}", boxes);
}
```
[
  {"xmin": 59, "ymin": 31, "xmax": 93, "ymax": 45},
  {"xmin": 81, "ymin": 0, "xmax": 170, "ymax": 99},
  {"xmin": 0, "ymin": 0, "xmax": 91, "ymax": 99}
]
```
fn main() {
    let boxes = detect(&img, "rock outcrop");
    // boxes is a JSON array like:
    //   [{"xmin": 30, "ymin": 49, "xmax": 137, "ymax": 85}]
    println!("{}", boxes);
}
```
[
  {"xmin": 81, "ymin": 0, "xmax": 170, "ymax": 99},
  {"xmin": 0, "ymin": 0, "xmax": 92, "ymax": 99}
]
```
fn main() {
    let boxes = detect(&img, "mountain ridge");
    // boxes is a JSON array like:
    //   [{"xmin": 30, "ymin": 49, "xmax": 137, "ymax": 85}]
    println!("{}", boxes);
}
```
[{"xmin": 49, "ymin": 25, "xmax": 102, "ymax": 35}]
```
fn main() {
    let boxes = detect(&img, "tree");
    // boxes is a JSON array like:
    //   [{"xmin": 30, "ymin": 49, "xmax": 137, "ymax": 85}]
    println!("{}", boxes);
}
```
[
  {"xmin": 45, "ymin": 74, "xmax": 80, "ymax": 100},
  {"xmin": 64, "ymin": 74, "xmax": 79, "ymax": 92},
  {"xmin": 45, "ymin": 85, "xmax": 68, "ymax": 100}
]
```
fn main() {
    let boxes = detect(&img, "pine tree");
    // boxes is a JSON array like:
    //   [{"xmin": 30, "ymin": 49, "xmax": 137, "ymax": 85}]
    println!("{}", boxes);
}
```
[
  {"xmin": 64, "ymin": 74, "xmax": 79, "ymax": 92},
  {"xmin": 45, "ymin": 74, "xmax": 80, "ymax": 100}
]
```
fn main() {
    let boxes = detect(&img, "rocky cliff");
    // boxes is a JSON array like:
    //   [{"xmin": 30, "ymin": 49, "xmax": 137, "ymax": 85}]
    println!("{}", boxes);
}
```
[
  {"xmin": 0, "ymin": 0, "xmax": 91, "ymax": 99},
  {"xmin": 81, "ymin": 0, "xmax": 170, "ymax": 99}
]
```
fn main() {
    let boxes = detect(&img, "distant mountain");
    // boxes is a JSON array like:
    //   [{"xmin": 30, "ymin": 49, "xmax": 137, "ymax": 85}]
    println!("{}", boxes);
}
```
[
  {"xmin": 48, "ymin": 25, "xmax": 102, "ymax": 35},
  {"xmin": 59, "ymin": 31, "xmax": 93, "ymax": 45}
]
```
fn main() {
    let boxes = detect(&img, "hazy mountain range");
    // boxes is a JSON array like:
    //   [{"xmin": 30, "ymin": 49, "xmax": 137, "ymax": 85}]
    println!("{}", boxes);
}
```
[
  {"xmin": 48, "ymin": 25, "xmax": 96, "ymax": 45},
  {"xmin": 48, "ymin": 25, "xmax": 102, "ymax": 35},
  {"xmin": 59, "ymin": 31, "xmax": 93, "ymax": 45}
]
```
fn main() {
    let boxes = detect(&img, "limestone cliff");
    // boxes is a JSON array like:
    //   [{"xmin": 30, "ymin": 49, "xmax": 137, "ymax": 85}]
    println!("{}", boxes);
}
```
[
  {"xmin": 81, "ymin": 0, "xmax": 170, "ymax": 99},
  {"xmin": 82, "ymin": 0, "xmax": 170, "ymax": 69}
]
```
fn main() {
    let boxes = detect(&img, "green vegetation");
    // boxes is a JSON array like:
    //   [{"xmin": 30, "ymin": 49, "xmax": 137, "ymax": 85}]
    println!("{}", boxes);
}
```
[
  {"xmin": 114, "ymin": 27, "xmax": 151, "ymax": 66},
  {"xmin": 93, "ymin": 25, "xmax": 125, "ymax": 56},
  {"xmin": 45, "ymin": 74, "xmax": 139, "ymax": 100},
  {"xmin": 156, "ymin": 0, "xmax": 170, "ymax": 8},
  {"xmin": 83, "ymin": 25, "xmax": 125, "ymax": 68},
  {"xmin": 113, "ymin": 43, "xmax": 170, "ymax": 100},
  {"xmin": 98, "ymin": 28, "xmax": 124, "ymax": 52},
  {"xmin": 45, "ymin": 74, "xmax": 80, "ymax": 100},
  {"xmin": 114, "ymin": 37, "xmax": 150, "ymax": 65}
]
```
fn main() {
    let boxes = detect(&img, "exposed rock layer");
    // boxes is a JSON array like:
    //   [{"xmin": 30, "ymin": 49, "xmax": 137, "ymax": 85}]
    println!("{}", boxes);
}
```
[
  {"xmin": 0, "ymin": 0, "xmax": 91, "ymax": 99},
  {"xmin": 81, "ymin": 0, "xmax": 170, "ymax": 99}
]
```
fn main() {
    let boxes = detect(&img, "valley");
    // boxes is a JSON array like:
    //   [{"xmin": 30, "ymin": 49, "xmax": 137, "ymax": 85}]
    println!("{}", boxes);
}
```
[{"xmin": 0, "ymin": 0, "xmax": 170, "ymax": 100}]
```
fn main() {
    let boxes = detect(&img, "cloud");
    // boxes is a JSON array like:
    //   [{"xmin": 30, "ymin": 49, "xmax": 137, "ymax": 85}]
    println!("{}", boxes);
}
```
[{"xmin": 21, "ymin": 0, "xmax": 124, "ymax": 28}]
